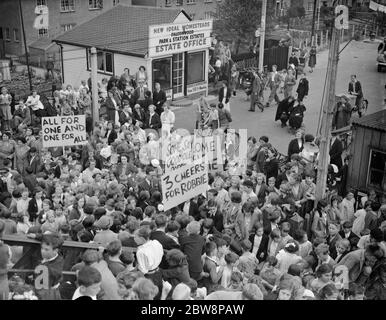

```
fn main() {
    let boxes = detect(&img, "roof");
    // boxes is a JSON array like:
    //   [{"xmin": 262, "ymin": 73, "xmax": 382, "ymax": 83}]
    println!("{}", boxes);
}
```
[
  {"xmin": 352, "ymin": 109, "xmax": 386, "ymax": 132},
  {"xmin": 29, "ymin": 38, "xmax": 56, "ymax": 51},
  {"xmin": 54, "ymin": 5, "xmax": 190, "ymax": 57}
]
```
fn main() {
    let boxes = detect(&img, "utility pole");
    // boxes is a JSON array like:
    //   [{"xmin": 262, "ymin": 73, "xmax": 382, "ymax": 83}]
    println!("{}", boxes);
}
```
[
  {"xmin": 314, "ymin": 9, "xmax": 342, "ymax": 202},
  {"xmin": 317, "ymin": 0, "xmax": 321, "ymax": 31},
  {"xmin": 18, "ymin": 0, "xmax": 33, "ymax": 91},
  {"xmin": 259, "ymin": 0, "xmax": 267, "ymax": 72},
  {"xmin": 311, "ymin": 0, "xmax": 318, "ymax": 46},
  {"xmin": 90, "ymin": 47, "xmax": 99, "ymax": 131}
]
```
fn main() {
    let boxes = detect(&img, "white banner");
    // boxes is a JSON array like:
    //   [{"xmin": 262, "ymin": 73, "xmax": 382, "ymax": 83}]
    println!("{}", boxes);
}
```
[
  {"xmin": 161, "ymin": 162, "xmax": 208, "ymax": 211},
  {"xmin": 42, "ymin": 115, "xmax": 87, "ymax": 148},
  {"xmin": 149, "ymin": 20, "xmax": 213, "ymax": 58},
  {"xmin": 369, "ymin": 0, "xmax": 386, "ymax": 13}
]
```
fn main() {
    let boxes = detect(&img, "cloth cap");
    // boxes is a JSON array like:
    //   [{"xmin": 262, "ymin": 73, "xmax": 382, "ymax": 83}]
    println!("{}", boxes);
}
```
[{"xmin": 94, "ymin": 215, "xmax": 113, "ymax": 230}]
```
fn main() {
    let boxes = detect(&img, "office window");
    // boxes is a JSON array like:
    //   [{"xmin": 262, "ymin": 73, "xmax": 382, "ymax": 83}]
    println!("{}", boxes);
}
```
[
  {"xmin": 61, "ymin": 24, "xmax": 75, "ymax": 32},
  {"xmin": 367, "ymin": 149, "xmax": 386, "ymax": 191},
  {"xmin": 187, "ymin": 0, "xmax": 196, "ymax": 4},
  {"xmin": 5, "ymin": 28, "xmax": 10, "ymax": 41},
  {"xmin": 204, "ymin": 0, "xmax": 213, "ymax": 3},
  {"xmin": 113, "ymin": 0, "xmax": 120, "ymax": 5},
  {"xmin": 187, "ymin": 51, "xmax": 205, "ymax": 85},
  {"xmin": 307, "ymin": 1, "xmax": 313, "ymax": 10},
  {"xmin": 176, "ymin": 0, "xmax": 183, "ymax": 6},
  {"xmin": 87, "ymin": 49, "xmax": 113, "ymax": 74},
  {"xmin": 14, "ymin": 29, "xmax": 20, "ymax": 42},
  {"xmin": 61, "ymin": 0, "xmax": 75, "ymax": 12},
  {"xmin": 38, "ymin": 28, "xmax": 48, "ymax": 38},
  {"xmin": 37, "ymin": 0, "xmax": 47, "ymax": 6},
  {"xmin": 165, "ymin": 0, "xmax": 172, "ymax": 6},
  {"xmin": 89, "ymin": 0, "xmax": 103, "ymax": 9}
]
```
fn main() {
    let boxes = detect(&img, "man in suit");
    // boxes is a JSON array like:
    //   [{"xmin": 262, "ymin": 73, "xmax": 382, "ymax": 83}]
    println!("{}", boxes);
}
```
[
  {"xmin": 153, "ymin": 82, "xmax": 167, "ymax": 116},
  {"xmin": 329, "ymin": 135, "xmax": 344, "ymax": 169},
  {"xmin": 150, "ymin": 214, "xmax": 180, "ymax": 250},
  {"xmin": 266, "ymin": 65, "xmax": 281, "ymax": 108},
  {"xmin": 255, "ymin": 136, "xmax": 269, "ymax": 173},
  {"xmin": 296, "ymin": 72, "xmax": 309, "ymax": 102},
  {"xmin": 28, "ymin": 147, "xmax": 41, "ymax": 175},
  {"xmin": 248, "ymin": 71, "xmax": 264, "ymax": 112},
  {"xmin": 134, "ymin": 81, "xmax": 148, "ymax": 108},
  {"xmin": 119, "ymin": 102, "xmax": 132, "ymax": 126},
  {"xmin": 145, "ymin": 104, "xmax": 161, "ymax": 130},
  {"xmin": 218, "ymin": 80, "xmax": 232, "ymax": 112},
  {"xmin": 339, "ymin": 221, "xmax": 360, "ymax": 249},
  {"xmin": 348, "ymin": 74, "xmax": 364, "ymax": 117}
]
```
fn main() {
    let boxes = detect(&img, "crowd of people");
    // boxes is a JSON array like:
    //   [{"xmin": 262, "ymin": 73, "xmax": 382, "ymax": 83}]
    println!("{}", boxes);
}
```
[{"xmin": 0, "ymin": 56, "xmax": 385, "ymax": 301}]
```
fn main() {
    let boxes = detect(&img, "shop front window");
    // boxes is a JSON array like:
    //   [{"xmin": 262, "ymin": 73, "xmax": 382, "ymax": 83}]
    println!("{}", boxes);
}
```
[
  {"xmin": 367, "ymin": 149, "xmax": 386, "ymax": 191},
  {"xmin": 187, "ymin": 51, "xmax": 205, "ymax": 85},
  {"xmin": 152, "ymin": 57, "xmax": 172, "ymax": 91}
]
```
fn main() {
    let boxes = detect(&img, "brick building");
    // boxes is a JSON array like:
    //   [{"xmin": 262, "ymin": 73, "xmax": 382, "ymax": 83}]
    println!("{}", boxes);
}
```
[
  {"xmin": 0, "ymin": 0, "xmax": 131, "ymax": 66},
  {"xmin": 132, "ymin": 0, "xmax": 222, "ymax": 20}
]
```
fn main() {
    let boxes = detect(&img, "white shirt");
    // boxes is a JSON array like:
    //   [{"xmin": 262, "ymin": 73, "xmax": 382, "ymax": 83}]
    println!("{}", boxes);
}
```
[
  {"xmin": 72, "ymin": 287, "xmax": 97, "ymax": 300},
  {"xmin": 161, "ymin": 110, "xmax": 175, "ymax": 127},
  {"xmin": 252, "ymin": 235, "xmax": 263, "ymax": 255}
]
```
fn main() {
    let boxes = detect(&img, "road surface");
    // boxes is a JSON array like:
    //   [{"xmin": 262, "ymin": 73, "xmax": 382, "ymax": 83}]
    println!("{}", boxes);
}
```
[{"xmin": 174, "ymin": 40, "xmax": 386, "ymax": 154}]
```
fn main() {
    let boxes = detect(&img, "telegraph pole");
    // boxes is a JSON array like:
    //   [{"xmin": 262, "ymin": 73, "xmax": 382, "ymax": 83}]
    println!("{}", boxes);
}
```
[
  {"xmin": 311, "ymin": 0, "xmax": 318, "ymax": 46},
  {"xmin": 258, "ymin": 0, "xmax": 267, "ymax": 72},
  {"xmin": 314, "ymin": 7, "xmax": 343, "ymax": 202},
  {"xmin": 18, "ymin": 0, "xmax": 33, "ymax": 91},
  {"xmin": 90, "ymin": 47, "xmax": 99, "ymax": 131}
]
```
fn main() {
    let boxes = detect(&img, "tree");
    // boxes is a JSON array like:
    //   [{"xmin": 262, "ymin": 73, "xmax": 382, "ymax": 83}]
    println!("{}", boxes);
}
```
[
  {"xmin": 214, "ymin": 0, "xmax": 274, "ymax": 55},
  {"xmin": 286, "ymin": 0, "xmax": 306, "ymax": 29}
]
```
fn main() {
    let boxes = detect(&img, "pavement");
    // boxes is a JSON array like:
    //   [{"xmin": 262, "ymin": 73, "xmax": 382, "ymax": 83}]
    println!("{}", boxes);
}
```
[{"xmin": 174, "ymin": 40, "xmax": 386, "ymax": 154}]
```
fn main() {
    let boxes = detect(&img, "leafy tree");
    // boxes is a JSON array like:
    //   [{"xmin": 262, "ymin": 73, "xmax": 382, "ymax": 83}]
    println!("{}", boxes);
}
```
[
  {"xmin": 214, "ymin": 0, "xmax": 275, "ymax": 54},
  {"xmin": 286, "ymin": 0, "xmax": 306, "ymax": 29}
]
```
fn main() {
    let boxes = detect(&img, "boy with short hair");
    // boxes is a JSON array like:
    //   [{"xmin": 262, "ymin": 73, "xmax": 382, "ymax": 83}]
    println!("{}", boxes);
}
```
[
  {"xmin": 72, "ymin": 266, "xmax": 102, "ymax": 300},
  {"xmin": 36, "ymin": 233, "xmax": 64, "ymax": 300}
]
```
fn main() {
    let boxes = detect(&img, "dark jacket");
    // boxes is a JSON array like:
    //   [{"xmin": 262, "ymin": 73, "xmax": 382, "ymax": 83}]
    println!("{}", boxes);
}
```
[
  {"xmin": 329, "ymin": 138, "xmax": 344, "ymax": 169},
  {"xmin": 296, "ymin": 78, "xmax": 309, "ymax": 99},
  {"xmin": 145, "ymin": 112, "xmax": 162, "ymax": 130},
  {"xmin": 153, "ymin": 90, "xmax": 167, "ymax": 114},
  {"xmin": 160, "ymin": 261, "xmax": 191, "ymax": 288},
  {"xmin": 106, "ymin": 130, "xmax": 118, "ymax": 145},
  {"xmin": 338, "ymin": 230, "xmax": 360, "ymax": 249},
  {"xmin": 218, "ymin": 87, "xmax": 231, "ymax": 104},
  {"xmin": 23, "ymin": 174, "xmax": 38, "ymax": 194},
  {"xmin": 29, "ymin": 155, "xmax": 41, "ymax": 175},
  {"xmin": 348, "ymin": 81, "xmax": 363, "ymax": 98},
  {"xmin": 289, "ymin": 56, "xmax": 299, "ymax": 67},
  {"xmin": 248, "ymin": 233, "xmax": 270, "ymax": 262},
  {"xmin": 287, "ymin": 138, "xmax": 304, "ymax": 160},
  {"xmin": 179, "ymin": 233, "xmax": 206, "ymax": 275},
  {"xmin": 105, "ymin": 97, "xmax": 118, "ymax": 122},
  {"xmin": 27, "ymin": 197, "xmax": 42, "ymax": 222},
  {"xmin": 132, "ymin": 108, "xmax": 146, "ymax": 127},
  {"xmin": 264, "ymin": 158, "xmax": 279, "ymax": 180},
  {"xmin": 118, "ymin": 110, "xmax": 132, "ymax": 126},
  {"xmin": 150, "ymin": 230, "xmax": 180, "ymax": 250}
]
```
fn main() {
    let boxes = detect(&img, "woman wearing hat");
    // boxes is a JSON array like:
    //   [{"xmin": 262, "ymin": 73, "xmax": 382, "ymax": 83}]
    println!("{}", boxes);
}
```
[
  {"xmin": 93, "ymin": 215, "xmax": 118, "ymax": 247},
  {"xmin": 333, "ymin": 95, "xmax": 352, "ymax": 130}
]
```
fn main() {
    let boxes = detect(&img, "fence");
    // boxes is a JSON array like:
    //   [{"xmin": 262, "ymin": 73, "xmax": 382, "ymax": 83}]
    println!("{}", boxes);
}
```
[{"xmin": 232, "ymin": 46, "xmax": 289, "ymax": 71}]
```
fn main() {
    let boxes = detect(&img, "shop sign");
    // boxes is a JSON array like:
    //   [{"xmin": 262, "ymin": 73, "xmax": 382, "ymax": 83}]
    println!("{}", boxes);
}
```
[
  {"xmin": 149, "ymin": 20, "xmax": 213, "ymax": 58},
  {"xmin": 187, "ymin": 82, "xmax": 207, "ymax": 95}
]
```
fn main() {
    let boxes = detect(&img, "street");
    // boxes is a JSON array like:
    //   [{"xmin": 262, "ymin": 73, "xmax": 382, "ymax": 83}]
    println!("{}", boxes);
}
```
[{"xmin": 174, "ymin": 40, "xmax": 386, "ymax": 154}]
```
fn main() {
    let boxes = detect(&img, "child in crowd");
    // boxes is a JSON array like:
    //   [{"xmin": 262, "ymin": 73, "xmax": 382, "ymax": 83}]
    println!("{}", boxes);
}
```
[{"xmin": 72, "ymin": 266, "xmax": 102, "ymax": 300}]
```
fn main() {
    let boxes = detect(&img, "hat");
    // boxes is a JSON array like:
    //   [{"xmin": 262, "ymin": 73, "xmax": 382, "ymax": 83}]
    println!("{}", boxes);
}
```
[
  {"xmin": 94, "ymin": 215, "xmax": 113, "ymax": 230},
  {"xmin": 105, "ymin": 199, "xmax": 115, "ymax": 207},
  {"xmin": 151, "ymin": 159, "xmax": 160, "ymax": 167},
  {"xmin": 243, "ymin": 180, "xmax": 254, "ymax": 189},
  {"xmin": 69, "ymin": 219, "xmax": 85, "ymax": 233},
  {"xmin": 100, "ymin": 146, "xmax": 112, "ymax": 159},
  {"xmin": 157, "ymin": 204, "xmax": 164, "ymax": 212}
]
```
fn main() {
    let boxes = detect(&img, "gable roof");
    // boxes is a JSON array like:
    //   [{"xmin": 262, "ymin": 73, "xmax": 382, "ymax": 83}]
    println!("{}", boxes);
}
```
[
  {"xmin": 53, "ymin": 5, "xmax": 190, "ymax": 57},
  {"xmin": 352, "ymin": 109, "xmax": 386, "ymax": 132}
]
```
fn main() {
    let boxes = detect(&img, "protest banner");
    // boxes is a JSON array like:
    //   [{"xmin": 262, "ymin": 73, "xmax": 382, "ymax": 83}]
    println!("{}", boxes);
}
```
[
  {"xmin": 42, "ymin": 115, "xmax": 87, "ymax": 148},
  {"xmin": 162, "ymin": 133, "xmax": 218, "ymax": 173},
  {"xmin": 162, "ymin": 162, "xmax": 208, "ymax": 211}
]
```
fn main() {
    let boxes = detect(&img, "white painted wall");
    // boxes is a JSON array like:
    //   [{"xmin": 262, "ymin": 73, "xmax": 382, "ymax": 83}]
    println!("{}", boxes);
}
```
[
  {"xmin": 113, "ymin": 54, "xmax": 146, "ymax": 79},
  {"xmin": 61, "ymin": 44, "xmax": 147, "ymax": 87},
  {"xmin": 62, "ymin": 44, "xmax": 89, "ymax": 86}
]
